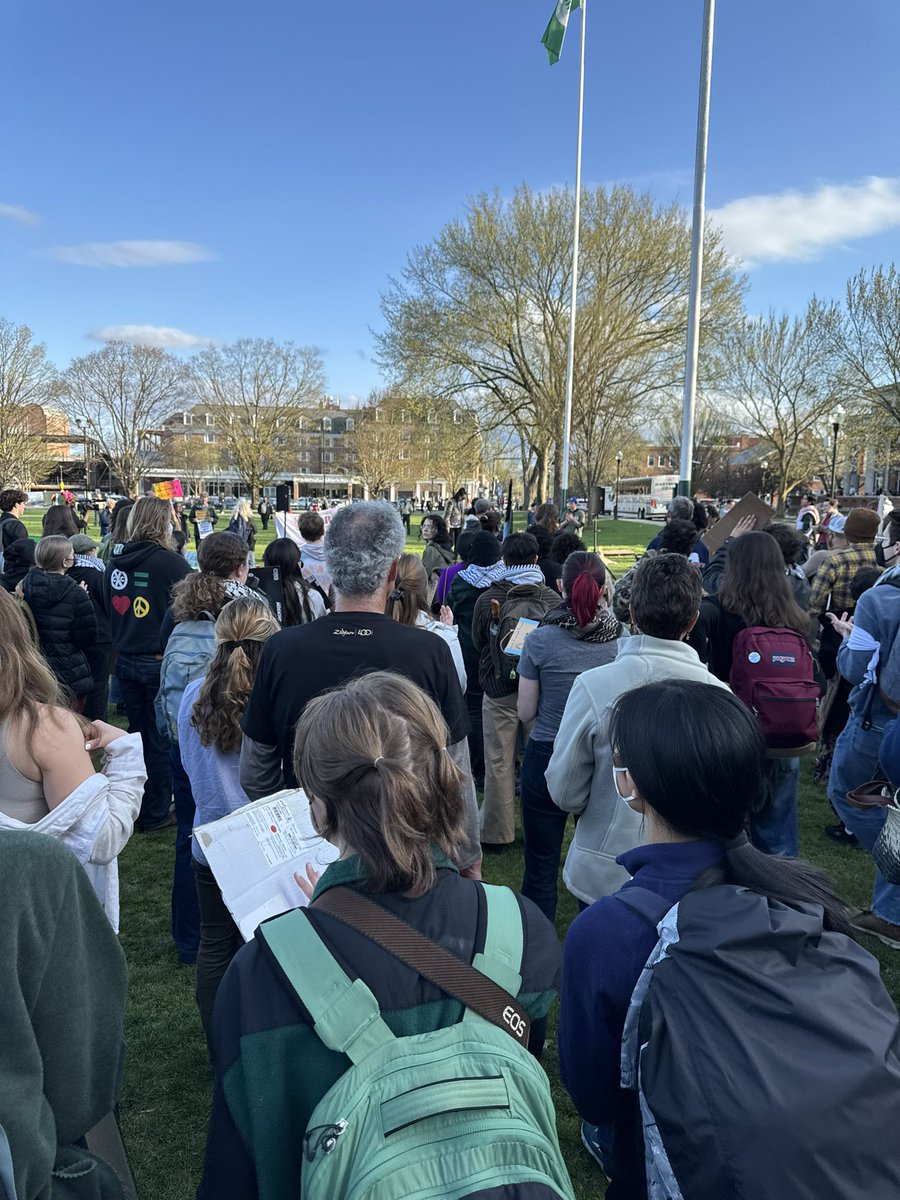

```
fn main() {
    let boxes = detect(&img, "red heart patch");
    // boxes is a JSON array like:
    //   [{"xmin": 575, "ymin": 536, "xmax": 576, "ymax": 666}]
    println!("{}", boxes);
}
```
[{"xmin": 112, "ymin": 596, "xmax": 131, "ymax": 615}]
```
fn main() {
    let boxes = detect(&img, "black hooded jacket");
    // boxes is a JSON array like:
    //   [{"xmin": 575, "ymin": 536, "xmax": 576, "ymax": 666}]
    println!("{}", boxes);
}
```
[
  {"xmin": 102, "ymin": 540, "xmax": 192, "ymax": 656},
  {"xmin": 21, "ymin": 569, "xmax": 97, "ymax": 697},
  {"xmin": 0, "ymin": 538, "xmax": 35, "ymax": 593}
]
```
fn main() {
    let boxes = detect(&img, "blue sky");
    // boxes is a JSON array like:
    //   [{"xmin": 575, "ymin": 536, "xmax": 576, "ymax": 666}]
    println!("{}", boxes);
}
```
[{"xmin": 3, "ymin": 0, "xmax": 899, "ymax": 402}]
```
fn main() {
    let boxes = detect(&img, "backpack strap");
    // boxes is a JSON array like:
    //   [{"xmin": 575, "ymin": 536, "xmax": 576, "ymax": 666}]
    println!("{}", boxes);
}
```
[
  {"xmin": 472, "ymin": 882, "xmax": 524, "ymax": 995},
  {"xmin": 615, "ymin": 886, "xmax": 674, "ymax": 930},
  {"xmin": 314, "ymin": 885, "xmax": 531, "ymax": 1049},
  {"xmin": 259, "ymin": 908, "xmax": 395, "ymax": 1064}
]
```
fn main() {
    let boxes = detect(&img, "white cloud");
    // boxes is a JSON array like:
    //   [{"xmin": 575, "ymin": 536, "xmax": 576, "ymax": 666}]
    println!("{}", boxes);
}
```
[
  {"xmin": 48, "ymin": 240, "xmax": 214, "ymax": 267},
  {"xmin": 88, "ymin": 324, "xmax": 217, "ymax": 349},
  {"xmin": 709, "ymin": 176, "xmax": 900, "ymax": 267},
  {"xmin": 0, "ymin": 203, "xmax": 39, "ymax": 225}
]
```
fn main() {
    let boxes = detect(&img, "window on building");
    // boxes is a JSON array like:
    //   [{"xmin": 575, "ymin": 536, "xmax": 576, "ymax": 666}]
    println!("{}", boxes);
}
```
[
  {"xmin": 183, "ymin": 412, "xmax": 193, "ymax": 426},
  {"xmin": 204, "ymin": 433, "xmax": 216, "ymax": 444},
  {"xmin": 398, "ymin": 448, "xmax": 410, "ymax": 461},
  {"xmin": 452, "ymin": 410, "xmax": 463, "ymax": 424},
  {"xmin": 205, "ymin": 413, "xmax": 213, "ymax": 427},
  {"xmin": 345, "ymin": 417, "xmax": 355, "ymax": 432},
  {"xmin": 322, "ymin": 417, "xmax": 333, "ymax": 432},
  {"xmin": 322, "ymin": 451, "xmax": 333, "ymax": 463},
  {"xmin": 647, "ymin": 455, "xmax": 656, "ymax": 467}
]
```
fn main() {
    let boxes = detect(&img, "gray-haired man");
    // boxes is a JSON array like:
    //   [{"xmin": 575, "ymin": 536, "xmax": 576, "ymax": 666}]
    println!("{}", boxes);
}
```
[{"xmin": 240, "ymin": 501, "xmax": 480, "ymax": 871}]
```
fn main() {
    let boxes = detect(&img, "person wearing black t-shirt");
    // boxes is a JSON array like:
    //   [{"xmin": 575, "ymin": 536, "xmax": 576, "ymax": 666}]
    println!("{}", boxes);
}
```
[{"xmin": 240, "ymin": 501, "xmax": 479, "ymax": 871}]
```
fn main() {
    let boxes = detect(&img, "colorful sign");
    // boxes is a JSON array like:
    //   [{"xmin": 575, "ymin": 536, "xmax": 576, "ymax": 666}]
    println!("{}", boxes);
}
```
[{"xmin": 153, "ymin": 479, "xmax": 184, "ymax": 501}]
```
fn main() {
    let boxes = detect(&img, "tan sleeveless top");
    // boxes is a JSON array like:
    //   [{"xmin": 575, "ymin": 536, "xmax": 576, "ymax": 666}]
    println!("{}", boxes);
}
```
[{"xmin": 0, "ymin": 719, "xmax": 49, "ymax": 824}]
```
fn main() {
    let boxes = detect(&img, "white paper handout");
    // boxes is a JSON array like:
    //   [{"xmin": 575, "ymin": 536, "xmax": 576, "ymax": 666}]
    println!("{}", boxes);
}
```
[
  {"xmin": 504, "ymin": 617, "xmax": 539, "ymax": 657},
  {"xmin": 194, "ymin": 788, "xmax": 340, "ymax": 940}
]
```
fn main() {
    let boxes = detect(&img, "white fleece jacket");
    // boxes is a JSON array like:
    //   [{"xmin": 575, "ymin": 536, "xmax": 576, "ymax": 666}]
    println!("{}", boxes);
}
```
[{"xmin": 0, "ymin": 732, "xmax": 146, "ymax": 931}]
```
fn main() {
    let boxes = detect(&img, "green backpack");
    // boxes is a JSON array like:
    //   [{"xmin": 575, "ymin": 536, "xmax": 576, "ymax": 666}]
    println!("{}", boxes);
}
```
[{"xmin": 260, "ymin": 884, "xmax": 575, "ymax": 1200}]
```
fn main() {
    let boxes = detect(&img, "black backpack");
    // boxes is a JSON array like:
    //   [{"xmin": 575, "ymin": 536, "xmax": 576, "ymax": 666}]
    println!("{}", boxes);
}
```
[
  {"xmin": 479, "ymin": 583, "xmax": 551, "ymax": 694},
  {"xmin": 619, "ymin": 884, "xmax": 900, "ymax": 1199}
]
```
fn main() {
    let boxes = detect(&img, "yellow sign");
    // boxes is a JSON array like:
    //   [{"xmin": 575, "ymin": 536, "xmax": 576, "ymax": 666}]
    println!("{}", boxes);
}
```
[{"xmin": 133, "ymin": 596, "xmax": 150, "ymax": 619}]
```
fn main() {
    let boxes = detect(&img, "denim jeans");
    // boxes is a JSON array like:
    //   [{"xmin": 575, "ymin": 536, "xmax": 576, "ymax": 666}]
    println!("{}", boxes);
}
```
[
  {"xmin": 750, "ymin": 757, "xmax": 800, "ymax": 857},
  {"xmin": 115, "ymin": 653, "xmax": 172, "ymax": 828},
  {"xmin": 829, "ymin": 712, "xmax": 900, "ymax": 925},
  {"xmin": 193, "ymin": 860, "xmax": 243, "ymax": 1045},
  {"xmin": 520, "ymin": 738, "xmax": 568, "ymax": 923},
  {"xmin": 171, "ymin": 745, "xmax": 200, "ymax": 963}
]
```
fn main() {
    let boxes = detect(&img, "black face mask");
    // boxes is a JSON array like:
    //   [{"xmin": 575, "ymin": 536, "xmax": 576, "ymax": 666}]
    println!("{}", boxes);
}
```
[{"xmin": 876, "ymin": 543, "xmax": 890, "ymax": 568}]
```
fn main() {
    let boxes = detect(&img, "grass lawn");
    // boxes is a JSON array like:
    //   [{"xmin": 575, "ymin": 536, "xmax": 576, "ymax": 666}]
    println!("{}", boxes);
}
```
[
  {"xmin": 25, "ymin": 505, "xmax": 898, "ymax": 1197},
  {"xmin": 23, "ymin": 506, "xmax": 656, "ymax": 564}
]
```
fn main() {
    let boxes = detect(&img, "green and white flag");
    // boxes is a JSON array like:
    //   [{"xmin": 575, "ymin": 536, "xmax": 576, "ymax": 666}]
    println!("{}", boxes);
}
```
[{"xmin": 541, "ymin": 0, "xmax": 581, "ymax": 65}]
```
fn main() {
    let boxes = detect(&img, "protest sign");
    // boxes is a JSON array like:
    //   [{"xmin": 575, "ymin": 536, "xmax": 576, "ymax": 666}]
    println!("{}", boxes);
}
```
[
  {"xmin": 702, "ymin": 492, "xmax": 774, "ymax": 555},
  {"xmin": 153, "ymin": 479, "xmax": 184, "ymax": 501}
]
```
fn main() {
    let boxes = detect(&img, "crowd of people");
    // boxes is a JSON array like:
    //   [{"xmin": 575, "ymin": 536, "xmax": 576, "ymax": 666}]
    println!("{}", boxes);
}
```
[{"xmin": 1, "ymin": 483, "xmax": 900, "ymax": 1200}]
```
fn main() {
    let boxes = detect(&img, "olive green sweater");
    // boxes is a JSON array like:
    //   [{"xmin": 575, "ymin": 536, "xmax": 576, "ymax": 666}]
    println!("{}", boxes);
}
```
[{"xmin": 0, "ymin": 831, "xmax": 127, "ymax": 1199}]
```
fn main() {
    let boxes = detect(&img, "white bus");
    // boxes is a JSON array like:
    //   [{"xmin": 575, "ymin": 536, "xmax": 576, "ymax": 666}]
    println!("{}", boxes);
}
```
[{"xmin": 609, "ymin": 474, "xmax": 678, "ymax": 520}]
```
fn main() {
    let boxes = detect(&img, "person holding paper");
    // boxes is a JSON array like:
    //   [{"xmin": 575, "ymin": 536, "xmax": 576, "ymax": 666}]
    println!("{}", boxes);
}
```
[
  {"xmin": 199, "ymin": 671, "xmax": 561, "ymax": 1200},
  {"xmin": 178, "ymin": 595, "xmax": 280, "ymax": 1041},
  {"xmin": 189, "ymin": 494, "xmax": 219, "ymax": 548}
]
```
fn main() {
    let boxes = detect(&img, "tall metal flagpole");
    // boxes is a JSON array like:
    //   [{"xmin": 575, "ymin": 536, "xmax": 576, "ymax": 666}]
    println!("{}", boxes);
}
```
[
  {"xmin": 678, "ymin": 0, "xmax": 716, "ymax": 498},
  {"xmin": 560, "ymin": 0, "xmax": 586, "ymax": 511}
]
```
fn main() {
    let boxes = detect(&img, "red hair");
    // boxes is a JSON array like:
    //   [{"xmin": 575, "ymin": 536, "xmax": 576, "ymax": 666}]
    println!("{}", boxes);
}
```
[{"xmin": 563, "ymin": 551, "xmax": 607, "ymax": 626}]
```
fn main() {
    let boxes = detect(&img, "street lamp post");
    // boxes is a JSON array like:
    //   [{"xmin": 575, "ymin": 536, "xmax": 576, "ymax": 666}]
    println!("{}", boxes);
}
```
[
  {"xmin": 761, "ymin": 459, "xmax": 768, "ymax": 504},
  {"xmin": 76, "ymin": 420, "xmax": 91, "ymax": 494},
  {"xmin": 614, "ymin": 450, "xmax": 623, "ymax": 521},
  {"xmin": 829, "ymin": 405, "xmax": 846, "ymax": 498}
]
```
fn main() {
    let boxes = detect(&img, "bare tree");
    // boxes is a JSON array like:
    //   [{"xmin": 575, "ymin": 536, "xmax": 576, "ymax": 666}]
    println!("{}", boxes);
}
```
[
  {"xmin": 193, "ymin": 338, "xmax": 325, "ymax": 501},
  {"xmin": 0, "ymin": 318, "xmax": 58, "ymax": 486},
  {"xmin": 167, "ymin": 433, "xmax": 222, "ymax": 494},
  {"xmin": 719, "ymin": 303, "xmax": 842, "ymax": 513},
  {"xmin": 833, "ymin": 265, "xmax": 900, "ymax": 426},
  {"xmin": 655, "ymin": 394, "xmax": 741, "ymax": 495},
  {"xmin": 345, "ymin": 391, "xmax": 412, "ymax": 498},
  {"xmin": 64, "ymin": 342, "xmax": 190, "ymax": 495},
  {"xmin": 377, "ymin": 184, "xmax": 743, "ymax": 500}
]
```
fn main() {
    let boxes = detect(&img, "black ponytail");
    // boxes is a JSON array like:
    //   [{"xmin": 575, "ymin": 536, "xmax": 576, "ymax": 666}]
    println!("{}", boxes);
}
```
[{"xmin": 609, "ymin": 681, "xmax": 852, "ymax": 935}]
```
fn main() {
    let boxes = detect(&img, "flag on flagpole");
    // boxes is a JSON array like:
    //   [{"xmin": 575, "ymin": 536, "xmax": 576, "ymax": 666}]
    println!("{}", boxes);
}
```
[{"xmin": 541, "ymin": 0, "xmax": 581, "ymax": 65}]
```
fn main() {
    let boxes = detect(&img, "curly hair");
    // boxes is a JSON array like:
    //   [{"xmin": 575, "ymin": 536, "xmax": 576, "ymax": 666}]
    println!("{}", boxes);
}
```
[
  {"xmin": 191, "ymin": 596, "xmax": 280, "ymax": 754},
  {"xmin": 171, "ymin": 531, "xmax": 249, "ymax": 622},
  {"xmin": 325, "ymin": 501, "xmax": 406, "ymax": 597},
  {"xmin": 549, "ymin": 530, "xmax": 587, "ymax": 565}
]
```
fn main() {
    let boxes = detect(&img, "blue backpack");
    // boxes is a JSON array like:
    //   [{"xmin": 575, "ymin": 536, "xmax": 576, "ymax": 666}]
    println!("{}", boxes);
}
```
[
  {"xmin": 154, "ymin": 618, "xmax": 216, "ymax": 740},
  {"xmin": 619, "ymin": 884, "xmax": 900, "ymax": 1200}
]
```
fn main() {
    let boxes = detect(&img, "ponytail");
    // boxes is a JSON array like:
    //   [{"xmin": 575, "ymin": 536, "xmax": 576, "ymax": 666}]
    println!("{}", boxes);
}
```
[
  {"xmin": 693, "ymin": 832, "xmax": 852, "ymax": 936},
  {"xmin": 562, "ymin": 551, "xmax": 606, "ymax": 627}
]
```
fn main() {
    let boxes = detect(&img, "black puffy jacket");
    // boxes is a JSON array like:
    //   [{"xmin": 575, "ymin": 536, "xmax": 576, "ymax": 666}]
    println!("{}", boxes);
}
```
[{"xmin": 22, "ymin": 569, "xmax": 97, "ymax": 698}]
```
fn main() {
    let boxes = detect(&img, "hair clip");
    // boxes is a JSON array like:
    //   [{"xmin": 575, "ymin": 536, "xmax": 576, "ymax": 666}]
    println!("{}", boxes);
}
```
[
  {"xmin": 374, "ymin": 756, "xmax": 385, "ymax": 768},
  {"xmin": 388, "ymin": 588, "xmax": 404, "ymax": 601}
]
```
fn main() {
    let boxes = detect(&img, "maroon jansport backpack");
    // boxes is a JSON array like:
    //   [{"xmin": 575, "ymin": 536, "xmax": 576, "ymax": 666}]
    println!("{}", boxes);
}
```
[{"xmin": 729, "ymin": 626, "xmax": 819, "ymax": 749}]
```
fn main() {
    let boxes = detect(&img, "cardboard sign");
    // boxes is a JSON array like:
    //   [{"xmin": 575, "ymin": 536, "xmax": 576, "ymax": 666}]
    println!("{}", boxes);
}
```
[
  {"xmin": 702, "ymin": 492, "xmax": 774, "ymax": 555},
  {"xmin": 153, "ymin": 479, "xmax": 184, "ymax": 501},
  {"xmin": 194, "ymin": 789, "xmax": 340, "ymax": 940}
]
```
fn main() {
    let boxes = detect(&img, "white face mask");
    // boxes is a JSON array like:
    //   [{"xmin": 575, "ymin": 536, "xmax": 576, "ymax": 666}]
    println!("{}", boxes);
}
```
[{"xmin": 612, "ymin": 765, "xmax": 638, "ymax": 806}]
